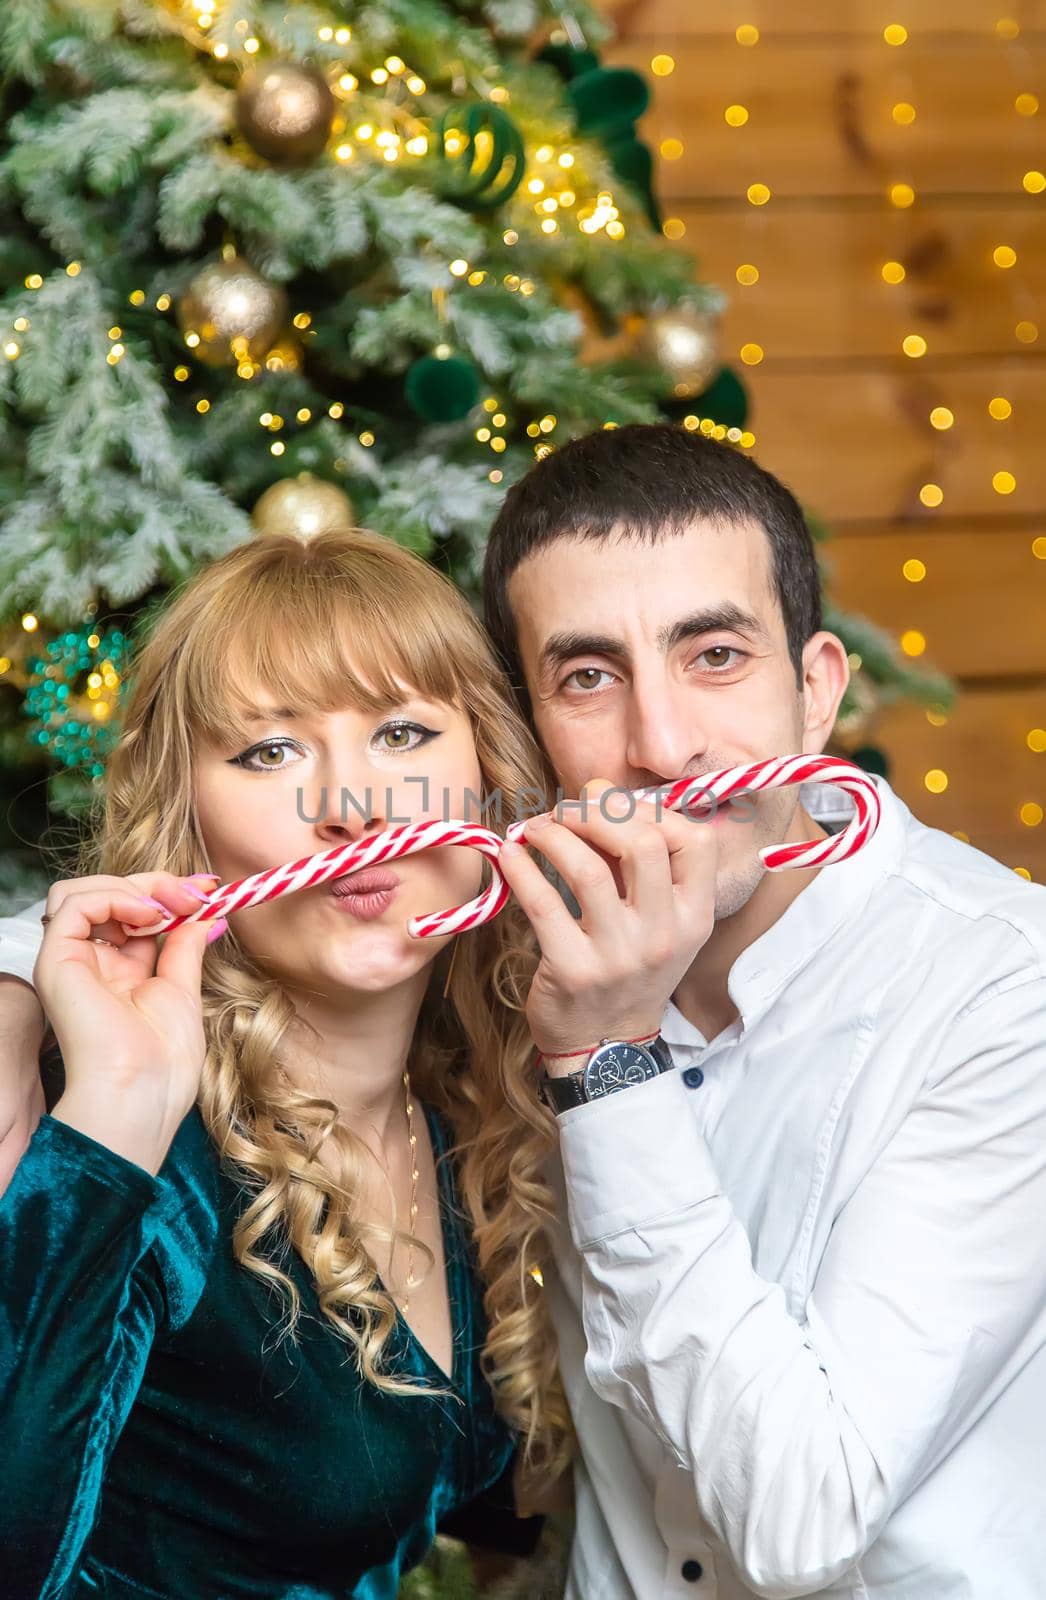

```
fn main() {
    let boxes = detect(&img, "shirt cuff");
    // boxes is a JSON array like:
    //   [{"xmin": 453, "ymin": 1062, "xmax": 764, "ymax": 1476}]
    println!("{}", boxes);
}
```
[
  {"xmin": 557, "ymin": 1067, "xmax": 721, "ymax": 1247},
  {"xmin": 0, "ymin": 898, "xmax": 47, "ymax": 988}
]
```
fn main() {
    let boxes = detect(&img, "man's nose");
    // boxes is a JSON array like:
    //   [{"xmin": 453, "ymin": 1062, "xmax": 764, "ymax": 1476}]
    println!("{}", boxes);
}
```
[{"xmin": 625, "ymin": 677, "xmax": 709, "ymax": 784}]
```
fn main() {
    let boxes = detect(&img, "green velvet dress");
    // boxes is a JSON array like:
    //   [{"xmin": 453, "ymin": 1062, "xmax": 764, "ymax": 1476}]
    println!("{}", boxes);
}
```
[{"xmin": 0, "ymin": 1055, "xmax": 525, "ymax": 1600}]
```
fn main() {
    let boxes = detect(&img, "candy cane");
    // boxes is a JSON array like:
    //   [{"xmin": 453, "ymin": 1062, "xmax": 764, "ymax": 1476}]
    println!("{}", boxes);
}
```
[
  {"xmin": 124, "ymin": 820, "xmax": 510, "ymax": 943},
  {"xmin": 124, "ymin": 754, "xmax": 880, "ymax": 942}
]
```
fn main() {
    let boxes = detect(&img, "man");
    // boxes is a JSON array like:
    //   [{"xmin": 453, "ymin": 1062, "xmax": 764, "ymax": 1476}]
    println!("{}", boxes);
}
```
[
  {"xmin": 479, "ymin": 423, "xmax": 1046, "ymax": 1598},
  {"xmin": 3, "ymin": 423, "xmax": 1046, "ymax": 1598}
]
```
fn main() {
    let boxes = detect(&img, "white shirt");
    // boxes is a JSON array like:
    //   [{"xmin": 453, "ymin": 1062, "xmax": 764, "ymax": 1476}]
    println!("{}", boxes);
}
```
[
  {"xmin": 3, "ymin": 776, "xmax": 1046, "ymax": 1599},
  {"xmin": 543, "ymin": 774, "xmax": 1046, "ymax": 1599}
]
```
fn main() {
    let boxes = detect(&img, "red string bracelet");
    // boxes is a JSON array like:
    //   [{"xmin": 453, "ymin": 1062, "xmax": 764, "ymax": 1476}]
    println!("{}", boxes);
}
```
[{"xmin": 537, "ymin": 1030, "xmax": 661, "ymax": 1062}]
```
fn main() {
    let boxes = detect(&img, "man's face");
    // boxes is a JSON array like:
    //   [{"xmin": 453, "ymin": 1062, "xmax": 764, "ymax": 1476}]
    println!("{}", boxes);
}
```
[{"xmin": 507, "ymin": 518, "xmax": 847, "ymax": 921}]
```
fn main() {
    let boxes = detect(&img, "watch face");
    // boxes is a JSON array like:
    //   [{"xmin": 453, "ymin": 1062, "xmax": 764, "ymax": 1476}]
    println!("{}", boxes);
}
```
[{"xmin": 582, "ymin": 1042, "xmax": 659, "ymax": 1100}]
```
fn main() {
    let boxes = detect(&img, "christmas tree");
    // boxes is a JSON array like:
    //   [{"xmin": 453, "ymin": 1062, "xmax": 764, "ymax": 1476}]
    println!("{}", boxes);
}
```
[{"xmin": 0, "ymin": 0, "xmax": 952, "ymax": 915}]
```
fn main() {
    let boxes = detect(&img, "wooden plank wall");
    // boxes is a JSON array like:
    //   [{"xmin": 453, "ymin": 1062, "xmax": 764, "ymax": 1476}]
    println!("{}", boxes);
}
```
[{"xmin": 601, "ymin": 0, "xmax": 1046, "ymax": 880}]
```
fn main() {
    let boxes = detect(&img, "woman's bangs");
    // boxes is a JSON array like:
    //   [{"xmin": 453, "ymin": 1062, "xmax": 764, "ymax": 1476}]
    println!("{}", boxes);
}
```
[{"xmin": 186, "ymin": 559, "xmax": 469, "ymax": 748}]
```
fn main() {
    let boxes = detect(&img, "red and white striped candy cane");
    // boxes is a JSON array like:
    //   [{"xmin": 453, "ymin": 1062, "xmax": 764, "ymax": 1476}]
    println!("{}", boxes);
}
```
[
  {"xmin": 123, "ymin": 755, "xmax": 880, "ymax": 944},
  {"xmin": 633, "ymin": 753, "xmax": 882, "ymax": 871},
  {"xmin": 124, "ymin": 819, "xmax": 510, "ymax": 943}
]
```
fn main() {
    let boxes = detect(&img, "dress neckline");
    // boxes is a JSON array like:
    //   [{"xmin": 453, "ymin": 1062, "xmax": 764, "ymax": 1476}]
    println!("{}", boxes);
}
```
[{"xmin": 384, "ymin": 1098, "xmax": 467, "ymax": 1393}]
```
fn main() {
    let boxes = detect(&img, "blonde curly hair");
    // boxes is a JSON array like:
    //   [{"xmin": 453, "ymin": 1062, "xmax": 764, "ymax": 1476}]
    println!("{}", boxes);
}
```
[{"xmin": 74, "ymin": 526, "xmax": 572, "ymax": 1480}]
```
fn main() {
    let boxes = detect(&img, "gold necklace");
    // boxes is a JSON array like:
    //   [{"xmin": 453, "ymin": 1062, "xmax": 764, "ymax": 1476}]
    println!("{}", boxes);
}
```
[{"xmin": 400, "ymin": 1066, "xmax": 420, "ymax": 1314}]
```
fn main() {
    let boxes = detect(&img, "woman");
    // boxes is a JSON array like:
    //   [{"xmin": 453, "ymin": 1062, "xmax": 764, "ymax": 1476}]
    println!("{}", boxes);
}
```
[{"xmin": 0, "ymin": 526, "xmax": 571, "ymax": 1599}]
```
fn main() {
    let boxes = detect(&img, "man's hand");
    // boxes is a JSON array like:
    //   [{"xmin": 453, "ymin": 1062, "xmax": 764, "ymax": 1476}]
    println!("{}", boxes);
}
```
[
  {"xmin": 498, "ymin": 779, "xmax": 717, "ymax": 1072},
  {"xmin": 0, "ymin": 974, "xmax": 47, "ymax": 1197}
]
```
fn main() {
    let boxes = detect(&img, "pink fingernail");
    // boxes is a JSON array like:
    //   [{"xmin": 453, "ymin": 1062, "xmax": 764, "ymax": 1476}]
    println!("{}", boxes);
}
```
[
  {"xmin": 138, "ymin": 896, "xmax": 169, "ymax": 911},
  {"xmin": 206, "ymin": 918, "xmax": 228, "ymax": 944},
  {"xmin": 188, "ymin": 873, "xmax": 221, "ymax": 882},
  {"xmin": 183, "ymin": 884, "xmax": 214, "ymax": 904}
]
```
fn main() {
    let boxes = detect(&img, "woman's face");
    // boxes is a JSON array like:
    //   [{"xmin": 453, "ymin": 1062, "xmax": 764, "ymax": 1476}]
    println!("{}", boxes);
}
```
[{"xmin": 193, "ymin": 686, "xmax": 485, "ymax": 998}]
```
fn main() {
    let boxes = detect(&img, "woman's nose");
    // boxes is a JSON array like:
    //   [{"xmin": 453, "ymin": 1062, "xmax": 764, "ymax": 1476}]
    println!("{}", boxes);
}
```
[{"xmin": 301, "ymin": 781, "xmax": 389, "ymax": 845}]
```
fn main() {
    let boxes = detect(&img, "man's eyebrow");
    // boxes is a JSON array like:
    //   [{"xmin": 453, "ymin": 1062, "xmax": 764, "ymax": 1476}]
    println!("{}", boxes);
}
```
[
  {"xmin": 538, "ymin": 604, "xmax": 770, "ymax": 681},
  {"xmin": 657, "ymin": 605, "xmax": 771, "ymax": 652}
]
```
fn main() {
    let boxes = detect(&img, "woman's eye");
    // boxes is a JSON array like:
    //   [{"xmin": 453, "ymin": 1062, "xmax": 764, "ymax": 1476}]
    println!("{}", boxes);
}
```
[
  {"xmin": 234, "ymin": 739, "xmax": 301, "ymax": 773},
  {"xmin": 563, "ymin": 667, "xmax": 615, "ymax": 693},
  {"xmin": 374, "ymin": 721, "xmax": 437, "ymax": 753}
]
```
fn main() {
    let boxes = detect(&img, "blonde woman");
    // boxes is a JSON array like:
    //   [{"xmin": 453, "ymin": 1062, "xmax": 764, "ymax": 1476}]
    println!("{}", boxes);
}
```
[{"xmin": 0, "ymin": 527, "xmax": 571, "ymax": 1600}]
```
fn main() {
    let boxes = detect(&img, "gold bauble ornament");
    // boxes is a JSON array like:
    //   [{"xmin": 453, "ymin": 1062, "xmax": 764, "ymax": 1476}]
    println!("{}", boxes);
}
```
[
  {"xmin": 638, "ymin": 305, "xmax": 721, "ymax": 399},
  {"xmin": 176, "ymin": 258, "xmax": 288, "ymax": 367},
  {"xmin": 251, "ymin": 474, "xmax": 356, "ymax": 541},
  {"xmin": 236, "ymin": 62, "xmax": 336, "ymax": 166}
]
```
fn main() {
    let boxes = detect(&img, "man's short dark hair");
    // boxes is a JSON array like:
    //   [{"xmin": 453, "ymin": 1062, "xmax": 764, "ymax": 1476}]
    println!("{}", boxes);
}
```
[{"xmin": 482, "ymin": 423, "xmax": 823, "ymax": 716}]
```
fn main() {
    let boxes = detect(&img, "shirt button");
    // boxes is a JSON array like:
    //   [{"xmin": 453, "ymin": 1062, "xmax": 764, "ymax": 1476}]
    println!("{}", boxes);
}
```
[
  {"xmin": 681, "ymin": 1558, "xmax": 704, "ymax": 1581},
  {"xmin": 682, "ymin": 1066, "xmax": 705, "ymax": 1089}
]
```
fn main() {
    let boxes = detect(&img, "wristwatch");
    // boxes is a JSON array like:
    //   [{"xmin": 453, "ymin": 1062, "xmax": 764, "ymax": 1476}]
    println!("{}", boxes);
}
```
[{"xmin": 541, "ymin": 1034, "xmax": 675, "ymax": 1115}]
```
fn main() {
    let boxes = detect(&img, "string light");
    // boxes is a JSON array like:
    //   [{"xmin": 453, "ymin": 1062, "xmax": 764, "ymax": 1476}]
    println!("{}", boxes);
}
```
[{"xmin": 988, "ymin": 396, "xmax": 1012, "ymax": 419}]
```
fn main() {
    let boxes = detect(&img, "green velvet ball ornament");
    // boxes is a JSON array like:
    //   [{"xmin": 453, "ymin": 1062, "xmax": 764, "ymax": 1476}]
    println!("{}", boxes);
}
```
[
  {"xmin": 851, "ymin": 746, "xmax": 891, "ymax": 781},
  {"xmin": 405, "ymin": 353, "xmax": 481, "ymax": 422},
  {"xmin": 537, "ymin": 42, "xmax": 601, "ymax": 81},
  {"xmin": 603, "ymin": 133, "xmax": 661, "ymax": 230},
  {"xmin": 691, "ymin": 367, "xmax": 750, "ymax": 430},
  {"xmin": 567, "ymin": 66, "xmax": 650, "ymax": 138}
]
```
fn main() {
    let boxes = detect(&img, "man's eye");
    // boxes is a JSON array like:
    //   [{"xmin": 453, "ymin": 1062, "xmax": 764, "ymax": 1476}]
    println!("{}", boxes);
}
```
[
  {"xmin": 562, "ymin": 667, "xmax": 616, "ymax": 693},
  {"xmin": 698, "ymin": 646, "xmax": 746, "ymax": 671},
  {"xmin": 373, "ymin": 721, "xmax": 437, "ymax": 753},
  {"xmin": 233, "ymin": 738, "xmax": 302, "ymax": 773}
]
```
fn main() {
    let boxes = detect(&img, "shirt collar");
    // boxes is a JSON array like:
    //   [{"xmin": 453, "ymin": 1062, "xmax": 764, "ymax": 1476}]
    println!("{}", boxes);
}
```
[{"xmin": 661, "ymin": 772, "xmax": 908, "ymax": 1047}]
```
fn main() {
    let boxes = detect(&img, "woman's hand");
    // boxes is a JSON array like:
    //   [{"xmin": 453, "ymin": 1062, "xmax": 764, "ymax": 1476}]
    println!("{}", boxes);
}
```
[
  {"xmin": 498, "ymin": 780, "xmax": 717, "ymax": 1070},
  {"xmin": 33, "ymin": 872, "xmax": 226, "ymax": 1173}
]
